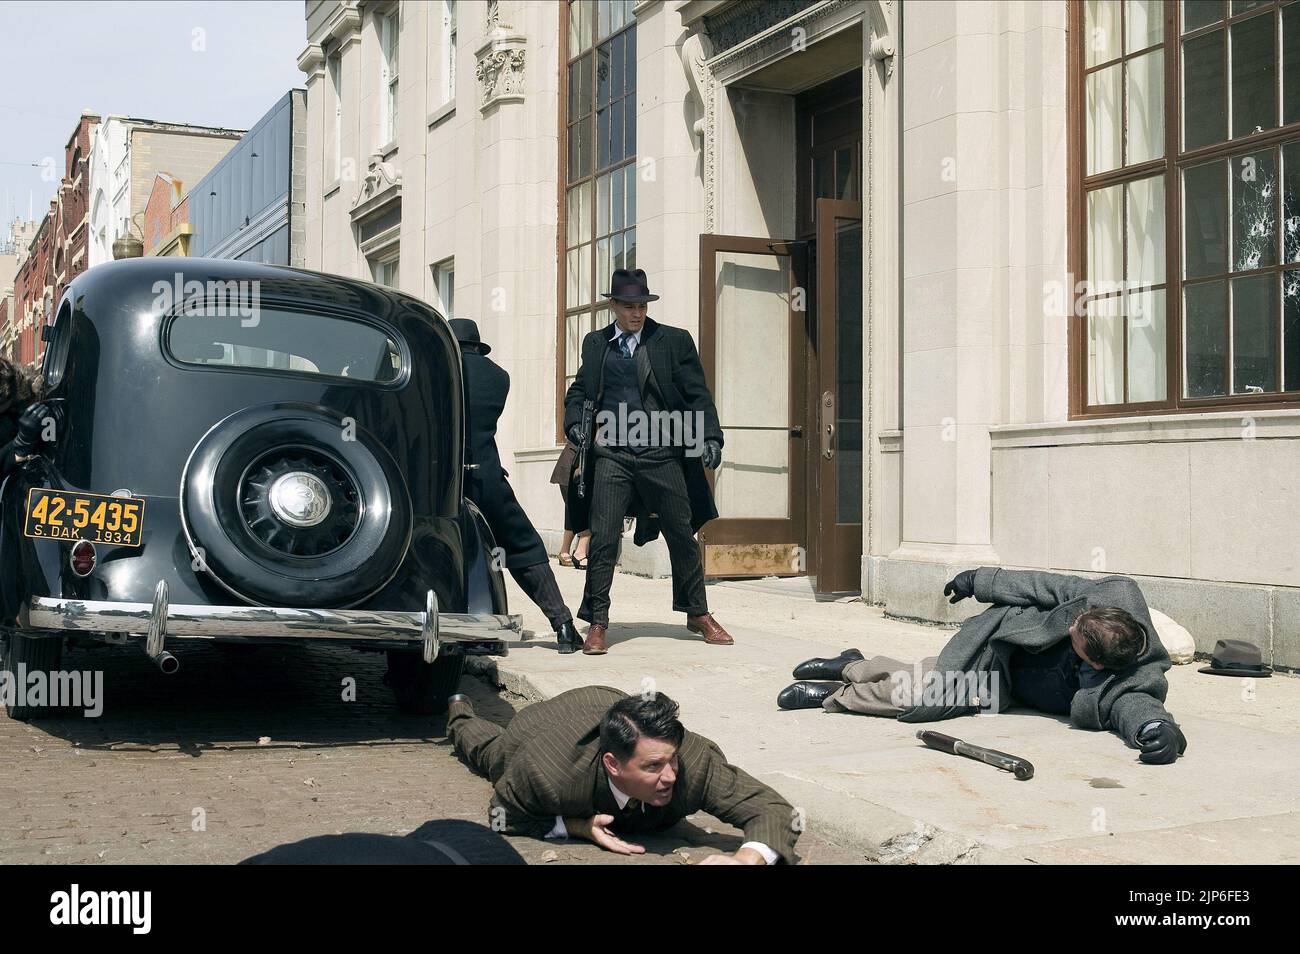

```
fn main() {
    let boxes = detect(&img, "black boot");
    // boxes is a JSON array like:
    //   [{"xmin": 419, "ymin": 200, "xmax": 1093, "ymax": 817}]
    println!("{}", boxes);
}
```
[
  {"xmin": 792, "ymin": 648, "xmax": 864, "ymax": 681},
  {"xmin": 555, "ymin": 620, "xmax": 582, "ymax": 655},
  {"xmin": 777, "ymin": 681, "xmax": 841, "ymax": 710}
]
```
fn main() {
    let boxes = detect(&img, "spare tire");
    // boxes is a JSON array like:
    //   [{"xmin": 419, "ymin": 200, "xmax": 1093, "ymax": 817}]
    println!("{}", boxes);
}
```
[{"xmin": 181, "ymin": 402, "xmax": 412, "ymax": 607}]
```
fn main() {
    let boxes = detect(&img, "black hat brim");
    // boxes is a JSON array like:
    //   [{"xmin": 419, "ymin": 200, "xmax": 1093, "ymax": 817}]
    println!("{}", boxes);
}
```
[
  {"xmin": 601, "ymin": 292, "xmax": 659, "ymax": 302},
  {"xmin": 1198, "ymin": 665, "xmax": 1272, "ymax": 677}
]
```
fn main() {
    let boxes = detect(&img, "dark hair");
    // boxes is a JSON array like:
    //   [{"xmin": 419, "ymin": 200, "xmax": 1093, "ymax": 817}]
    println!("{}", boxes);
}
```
[
  {"xmin": 0, "ymin": 358, "xmax": 42, "ymax": 415},
  {"xmin": 599, "ymin": 693, "xmax": 685, "ymax": 762},
  {"xmin": 1076, "ymin": 607, "xmax": 1147, "ymax": 670}
]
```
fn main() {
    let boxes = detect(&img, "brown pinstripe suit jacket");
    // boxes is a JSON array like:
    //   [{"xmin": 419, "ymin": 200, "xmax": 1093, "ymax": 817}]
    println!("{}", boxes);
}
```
[{"xmin": 487, "ymin": 686, "xmax": 799, "ymax": 863}]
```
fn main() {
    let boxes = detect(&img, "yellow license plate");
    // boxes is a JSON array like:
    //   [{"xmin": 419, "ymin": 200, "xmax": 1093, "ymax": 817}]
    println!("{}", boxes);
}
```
[{"xmin": 24, "ymin": 488, "xmax": 146, "ymax": 547}]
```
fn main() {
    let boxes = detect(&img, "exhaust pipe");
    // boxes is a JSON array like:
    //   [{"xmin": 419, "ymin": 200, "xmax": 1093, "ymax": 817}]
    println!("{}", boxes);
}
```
[{"xmin": 153, "ymin": 650, "xmax": 180, "ymax": 674}]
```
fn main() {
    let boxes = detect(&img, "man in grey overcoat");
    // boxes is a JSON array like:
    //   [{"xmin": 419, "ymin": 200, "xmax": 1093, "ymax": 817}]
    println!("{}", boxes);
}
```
[{"xmin": 777, "ymin": 568, "xmax": 1188, "ymax": 764}]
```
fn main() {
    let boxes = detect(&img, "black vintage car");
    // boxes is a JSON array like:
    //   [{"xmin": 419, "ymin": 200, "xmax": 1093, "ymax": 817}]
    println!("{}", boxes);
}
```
[{"xmin": 0, "ymin": 257, "xmax": 519, "ymax": 719}]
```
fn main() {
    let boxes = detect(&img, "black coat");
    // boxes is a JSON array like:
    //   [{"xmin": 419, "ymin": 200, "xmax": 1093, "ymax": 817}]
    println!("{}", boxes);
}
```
[
  {"xmin": 562, "ymin": 317, "xmax": 722, "ymax": 544},
  {"xmin": 461, "ymin": 351, "xmax": 549, "ymax": 569}
]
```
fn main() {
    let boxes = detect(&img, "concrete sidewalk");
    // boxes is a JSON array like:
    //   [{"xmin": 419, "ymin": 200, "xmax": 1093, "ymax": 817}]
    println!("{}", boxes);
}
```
[{"xmin": 467, "ymin": 562, "xmax": 1300, "ymax": 864}]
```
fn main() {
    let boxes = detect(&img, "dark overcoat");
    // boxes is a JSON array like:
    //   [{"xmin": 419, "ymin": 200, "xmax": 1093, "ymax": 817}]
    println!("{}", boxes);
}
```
[
  {"xmin": 561, "ymin": 317, "xmax": 722, "ymax": 545},
  {"xmin": 461, "ymin": 350, "xmax": 549, "ymax": 569},
  {"xmin": 899, "ymin": 568, "xmax": 1179, "ymax": 750}
]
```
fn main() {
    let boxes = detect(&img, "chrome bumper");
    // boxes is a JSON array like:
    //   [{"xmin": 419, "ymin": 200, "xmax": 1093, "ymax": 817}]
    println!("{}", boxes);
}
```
[{"xmin": 23, "ymin": 582, "xmax": 519, "ymax": 664}]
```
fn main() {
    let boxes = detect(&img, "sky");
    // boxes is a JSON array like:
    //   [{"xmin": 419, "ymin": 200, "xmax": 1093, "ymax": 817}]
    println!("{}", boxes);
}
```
[{"xmin": 0, "ymin": 0, "xmax": 307, "ymax": 227}]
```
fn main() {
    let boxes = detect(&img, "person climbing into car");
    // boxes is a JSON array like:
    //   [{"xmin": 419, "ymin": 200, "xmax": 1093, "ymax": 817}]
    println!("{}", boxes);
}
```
[
  {"xmin": 0, "ymin": 358, "xmax": 57, "ymax": 478},
  {"xmin": 450, "ymin": 319, "xmax": 582, "ymax": 654}
]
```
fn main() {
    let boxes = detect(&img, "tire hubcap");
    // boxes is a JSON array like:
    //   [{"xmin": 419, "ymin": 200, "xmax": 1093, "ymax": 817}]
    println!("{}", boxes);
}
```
[{"xmin": 239, "ymin": 449, "xmax": 361, "ymax": 557}]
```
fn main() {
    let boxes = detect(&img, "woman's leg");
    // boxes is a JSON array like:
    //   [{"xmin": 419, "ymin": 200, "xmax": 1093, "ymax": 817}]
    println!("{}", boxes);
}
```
[{"xmin": 572, "ymin": 530, "xmax": 591, "ymax": 562}]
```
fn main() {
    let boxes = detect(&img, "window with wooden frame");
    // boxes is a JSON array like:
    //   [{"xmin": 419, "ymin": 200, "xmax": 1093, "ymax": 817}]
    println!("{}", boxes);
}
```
[
  {"xmin": 556, "ymin": 0, "xmax": 638, "ymax": 439},
  {"xmin": 1072, "ymin": 0, "xmax": 1300, "ymax": 416},
  {"xmin": 379, "ymin": 7, "xmax": 400, "ymax": 147}
]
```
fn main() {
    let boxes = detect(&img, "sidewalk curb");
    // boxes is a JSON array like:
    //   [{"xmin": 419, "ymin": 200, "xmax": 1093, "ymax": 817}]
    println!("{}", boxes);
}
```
[{"xmin": 464, "ymin": 654, "xmax": 993, "ymax": 865}]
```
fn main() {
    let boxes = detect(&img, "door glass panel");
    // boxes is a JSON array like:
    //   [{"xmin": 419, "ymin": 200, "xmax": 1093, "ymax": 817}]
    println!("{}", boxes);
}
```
[
  {"xmin": 835, "ymin": 219, "xmax": 863, "ymax": 523},
  {"xmin": 714, "ymin": 252, "xmax": 791, "ymax": 519}
]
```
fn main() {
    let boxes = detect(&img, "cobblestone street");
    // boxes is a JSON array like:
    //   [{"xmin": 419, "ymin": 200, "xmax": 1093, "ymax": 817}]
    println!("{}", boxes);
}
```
[{"xmin": 0, "ymin": 640, "xmax": 860, "ymax": 865}]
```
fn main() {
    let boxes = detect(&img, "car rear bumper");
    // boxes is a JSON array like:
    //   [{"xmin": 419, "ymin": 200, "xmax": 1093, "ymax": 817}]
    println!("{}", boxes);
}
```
[{"xmin": 22, "ymin": 582, "xmax": 519, "ymax": 664}]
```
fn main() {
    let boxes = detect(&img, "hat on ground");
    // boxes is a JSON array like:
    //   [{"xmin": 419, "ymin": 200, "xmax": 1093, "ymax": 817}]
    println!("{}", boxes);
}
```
[
  {"xmin": 1198, "ymin": 638, "xmax": 1272, "ymax": 677},
  {"xmin": 448, "ymin": 318, "xmax": 490, "ymax": 355},
  {"xmin": 601, "ymin": 267, "xmax": 660, "ymax": 303}
]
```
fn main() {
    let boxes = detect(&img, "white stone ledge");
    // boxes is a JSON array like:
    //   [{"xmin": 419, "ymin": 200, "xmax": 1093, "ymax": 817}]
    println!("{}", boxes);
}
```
[{"xmin": 989, "ymin": 409, "xmax": 1300, "ymax": 449}]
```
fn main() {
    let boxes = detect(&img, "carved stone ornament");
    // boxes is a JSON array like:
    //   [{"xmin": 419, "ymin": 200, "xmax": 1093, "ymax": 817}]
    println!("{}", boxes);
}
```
[
  {"xmin": 476, "ymin": 45, "xmax": 526, "ymax": 110},
  {"xmin": 349, "ymin": 154, "xmax": 402, "ymax": 220}
]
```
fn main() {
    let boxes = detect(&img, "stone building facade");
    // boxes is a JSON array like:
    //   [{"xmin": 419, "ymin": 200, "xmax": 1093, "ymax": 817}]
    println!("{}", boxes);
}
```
[{"xmin": 298, "ymin": 0, "xmax": 1300, "ymax": 668}]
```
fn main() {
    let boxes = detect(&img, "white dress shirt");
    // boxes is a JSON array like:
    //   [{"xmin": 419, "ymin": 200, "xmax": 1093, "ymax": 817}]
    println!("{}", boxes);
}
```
[
  {"xmin": 610, "ymin": 324, "xmax": 643, "ymax": 356},
  {"xmin": 545, "ymin": 778, "xmax": 778, "ymax": 864}
]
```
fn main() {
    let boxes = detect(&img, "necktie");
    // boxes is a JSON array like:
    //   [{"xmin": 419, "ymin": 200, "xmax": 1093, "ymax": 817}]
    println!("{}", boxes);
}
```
[{"xmin": 618, "ymin": 332, "xmax": 634, "ymax": 358}]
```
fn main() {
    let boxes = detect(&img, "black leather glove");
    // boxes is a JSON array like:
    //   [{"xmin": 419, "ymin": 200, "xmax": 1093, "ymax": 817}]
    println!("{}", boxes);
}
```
[
  {"xmin": 942, "ymin": 569, "xmax": 977, "ymax": 604},
  {"xmin": 566, "ymin": 422, "xmax": 586, "ymax": 448},
  {"xmin": 701, "ymin": 440, "xmax": 722, "ymax": 470},
  {"xmin": 16, "ymin": 402, "xmax": 54, "ymax": 446},
  {"xmin": 1136, "ymin": 721, "xmax": 1186, "ymax": 765}
]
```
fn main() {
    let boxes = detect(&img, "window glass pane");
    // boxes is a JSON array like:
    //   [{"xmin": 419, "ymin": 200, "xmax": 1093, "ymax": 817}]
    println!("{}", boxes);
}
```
[
  {"xmin": 566, "ymin": 313, "xmax": 584, "ymax": 378},
  {"xmin": 597, "ymin": 105, "xmax": 610, "ymax": 169},
  {"xmin": 611, "ymin": 230, "xmax": 625, "ymax": 274},
  {"xmin": 1183, "ymin": 30, "xmax": 1227, "ymax": 149},
  {"xmin": 625, "ymin": 162, "xmax": 637, "ymax": 225},
  {"xmin": 626, "ymin": 25, "xmax": 636, "ymax": 89},
  {"xmin": 568, "ymin": 54, "xmax": 591, "ymax": 119},
  {"xmin": 1286, "ymin": 4, "xmax": 1300, "ymax": 126},
  {"xmin": 1087, "ymin": 295, "xmax": 1125, "ymax": 405},
  {"xmin": 609, "ymin": 0, "xmax": 625, "ymax": 33},
  {"xmin": 567, "ymin": 246, "xmax": 583, "ymax": 308},
  {"xmin": 1183, "ymin": 0, "xmax": 1224, "ymax": 32},
  {"xmin": 1284, "ymin": 269, "xmax": 1300, "ymax": 390},
  {"xmin": 1232, "ymin": 273, "xmax": 1278, "ymax": 391},
  {"xmin": 815, "ymin": 154, "xmax": 832, "ymax": 199},
  {"xmin": 1184, "ymin": 159, "xmax": 1229, "ymax": 278},
  {"xmin": 581, "ymin": 239, "xmax": 593, "ymax": 304},
  {"xmin": 595, "ymin": 236, "xmax": 610, "ymax": 297},
  {"xmin": 597, "ymin": 171, "xmax": 610, "ymax": 236},
  {"xmin": 611, "ymin": 32, "xmax": 624, "ymax": 100},
  {"xmin": 1127, "ymin": 287, "xmax": 1168, "ymax": 402},
  {"xmin": 1127, "ymin": 0, "xmax": 1163, "ymax": 51},
  {"xmin": 1088, "ymin": 183, "xmax": 1124, "ymax": 293},
  {"xmin": 577, "ymin": 179, "xmax": 592, "ymax": 243},
  {"xmin": 1230, "ymin": 13, "xmax": 1277, "ymax": 139},
  {"xmin": 1232, "ymin": 148, "xmax": 1277, "ymax": 270},
  {"xmin": 625, "ymin": 97, "xmax": 636, "ymax": 155},
  {"xmin": 596, "ymin": 42, "xmax": 611, "ymax": 106},
  {"xmin": 611, "ymin": 98, "xmax": 625, "ymax": 164},
  {"xmin": 1087, "ymin": 64, "xmax": 1123, "ymax": 174},
  {"xmin": 570, "ymin": 0, "xmax": 592, "ymax": 52},
  {"xmin": 1126, "ymin": 174, "xmax": 1166, "ymax": 285},
  {"xmin": 1286, "ymin": 140, "xmax": 1300, "ymax": 262},
  {"xmin": 1126, "ymin": 49, "xmax": 1165, "ymax": 164},
  {"xmin": 566, "ymin": 186, "xmax": 581, "ymax": 247},
  {"xmin": 1232, "ymin": 0, "xmax": 1268, "ymax": 13},
  {"xmin": 836, "ymin": 145, "xmax": 853, "ymax": 198},
  {"xmin": 625, "ymin": 226, "xmax": 636, "ymax": 270},
  {"xmin": 612, "ymin": 167, "xmax": 625, "ymax": 231},
  {"xmin": 1085, "ymin": 0, "xmax": 1122, "ymax": 66},
  {"xmin": 598, "ymin": 0, "xmax": 611, "ymax": 40},
  {"xmin": 568, "ymin": 119, "xmax": 591, "ymax": 181},
  {"xmin": 1184, "ymin": 280, "xmax": 1228, "ymax": 396}
]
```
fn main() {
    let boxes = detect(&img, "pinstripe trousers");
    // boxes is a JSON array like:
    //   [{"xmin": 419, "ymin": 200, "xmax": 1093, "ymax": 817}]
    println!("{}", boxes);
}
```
[{"xmin": 577, "ymin": 444, "xmax": 709, "ymax": 626}]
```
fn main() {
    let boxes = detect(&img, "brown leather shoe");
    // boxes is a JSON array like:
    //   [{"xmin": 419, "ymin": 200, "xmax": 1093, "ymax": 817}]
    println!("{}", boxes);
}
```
[
  {"xmin": 686, "ymin": 614, "xmax": 733, "ymax": 645},
  {"xmin": 582, "ymin": 623, "xmax": 609, "ymax": 655}
]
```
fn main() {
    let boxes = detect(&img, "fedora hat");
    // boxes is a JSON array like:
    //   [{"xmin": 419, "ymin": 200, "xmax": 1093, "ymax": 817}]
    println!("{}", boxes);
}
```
[
  {"xmin": 601, "ymin": 267, "xmax": 659, "ymax": 303},
  {"xmin": 1198, "ymin": 638, "xmax": 1272, "ymax": 677},
  {"xmin": 448, "ymin": 318, "xmax": 491, "ymax": 356}
]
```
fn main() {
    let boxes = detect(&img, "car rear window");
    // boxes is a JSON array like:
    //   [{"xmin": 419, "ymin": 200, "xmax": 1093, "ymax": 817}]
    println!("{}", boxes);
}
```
[{"xmin": 167, "ymin": 304, "xmax": 403, "ymax": 384}]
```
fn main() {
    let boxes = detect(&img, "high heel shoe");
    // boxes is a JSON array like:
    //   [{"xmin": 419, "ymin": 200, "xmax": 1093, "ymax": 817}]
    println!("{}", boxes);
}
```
[
  {"xmin": 557, "ymin": 552, "xmax": 575, "ymax": 568},
  {"xmin": 571, "ymin": 555, "xmax": 589, "ymax": 570}
]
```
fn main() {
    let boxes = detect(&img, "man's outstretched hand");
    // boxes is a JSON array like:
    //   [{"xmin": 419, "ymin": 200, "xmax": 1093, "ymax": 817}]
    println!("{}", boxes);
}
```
[
  {"xmin": 1136, "ymin": 721, "xmax": 1187, "ymax": 764},
  {"xmin": 565, "ymin": 814, "xmax": 646, "ymax": 855},
  {"xmin": 943, "ymin": 569, "xmax": 977, "ymax": 604}
]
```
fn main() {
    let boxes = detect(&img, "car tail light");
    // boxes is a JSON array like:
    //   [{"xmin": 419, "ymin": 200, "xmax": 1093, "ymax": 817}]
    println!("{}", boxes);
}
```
[{"xmin": 70, "ymin": 540, "xmax": 97, "ymax": 576}]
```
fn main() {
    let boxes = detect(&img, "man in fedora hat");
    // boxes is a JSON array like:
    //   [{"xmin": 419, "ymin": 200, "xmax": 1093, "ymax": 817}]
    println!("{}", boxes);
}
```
[
  {"xmin": 563, "ymin": 267, "xmax": 732, "ymax": 654},
  {"xmin": 451, "ymin": 318, "xmax": 582, "ymax": 654}
]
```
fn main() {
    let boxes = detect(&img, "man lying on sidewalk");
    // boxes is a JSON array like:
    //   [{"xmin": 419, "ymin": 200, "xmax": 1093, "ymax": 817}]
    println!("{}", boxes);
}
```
[
  {"xmin": 777, "ymin": 568, "xmax": 1188, "ymax": 765},
  {"xmin": 448, "ymin": 686, "xmax": 799, "ymax": 863}
]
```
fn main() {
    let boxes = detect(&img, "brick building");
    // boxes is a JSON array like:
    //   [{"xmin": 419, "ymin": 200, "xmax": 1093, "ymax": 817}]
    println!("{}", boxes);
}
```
[{"xmin": 141, "ymin": 172, "xmax": 193, "ymax": 256}]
